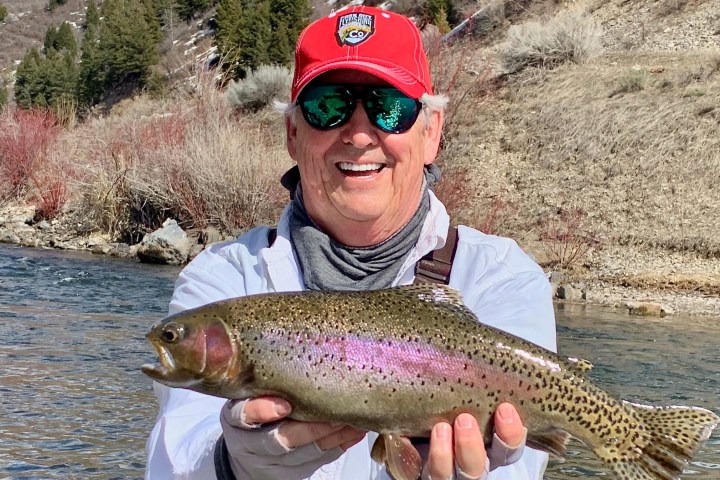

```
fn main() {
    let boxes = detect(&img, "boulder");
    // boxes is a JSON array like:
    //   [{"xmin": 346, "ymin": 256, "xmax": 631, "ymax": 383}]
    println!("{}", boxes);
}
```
[
  {"xmin": 556, "ymin": 284, "xmax": 585, "ymax": 301},
  {"xmin": 137, "ymin": 219, "xmax": 191, "ymax": 265},
  {"xmin": 626, "ymin": 301, "xmax": 670, "ymax": 317}
]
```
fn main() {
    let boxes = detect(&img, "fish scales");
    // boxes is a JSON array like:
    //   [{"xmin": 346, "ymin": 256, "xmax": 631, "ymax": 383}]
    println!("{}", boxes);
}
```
[{"xmin": 143, "ymin": 285, "xmax": 719, "ymax": 480}]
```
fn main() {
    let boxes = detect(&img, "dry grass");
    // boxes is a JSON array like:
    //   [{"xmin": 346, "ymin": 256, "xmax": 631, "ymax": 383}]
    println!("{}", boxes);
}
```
[
  {"xmin": 451, "ymin": 51, "xmax": 720, "ymax": 258},
  {"xmin": 51, "ymin": 68, "xmax": 292, "ymax": 243}
]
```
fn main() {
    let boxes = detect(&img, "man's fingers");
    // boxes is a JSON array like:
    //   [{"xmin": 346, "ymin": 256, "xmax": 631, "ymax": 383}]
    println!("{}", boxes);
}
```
[
  {"xmin": 276, "ymin": 421, "xmax": 347, "ymax": 450},
  {"xmin": 493, "ymin": 403, "xmax": 525, "ymax": 448},
  {"xmin": 453, "ymin": 413, "xmax": 488, "ymax": 479},
  {"xmin": 229, "ymin": 396, "xmax": 292, "ymax": 428},
  {"xmin": 425, "ymin": 422, "xmax": 454, "ymax": 480},
  {"xmin": 315, "ymin": 426, "xmax": 366, "ymax": 451}
]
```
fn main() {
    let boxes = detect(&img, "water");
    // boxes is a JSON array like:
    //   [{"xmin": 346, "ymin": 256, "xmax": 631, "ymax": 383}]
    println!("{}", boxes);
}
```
[
  {"xmin": 0, "ymin": 245, "xmax": 718, "ymax": 479},
  {"xmin": 0, "ymin": 245, "xmax": 180, "ymax": 479}
]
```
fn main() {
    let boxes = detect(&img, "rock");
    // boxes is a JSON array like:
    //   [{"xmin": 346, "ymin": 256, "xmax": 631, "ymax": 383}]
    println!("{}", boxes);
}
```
[
  {"xmin": 626, "ymin": 301, "xmax": 670, "ymax": 317},
  {"xmin": 557, "ymin": 284, "xmax": 584, "ymax": 301},
  {"xmin": 189, "ymin": 243, "xmax": 205, "ymax": 260},
  {"xmin": 200, "ymin": 227, "xmax": 223, "ymax": 245},
  {"xmin": 107, "ymin": 243, "xmax": 132, "ymax": 258},
  {"xmin": 37, "ymin": 220, "xmax": 52, "ymax": 230},
  {"xmin": 92, "ymin": 243, "xmax": 113, "ymax": 255},
  {"xmin": 0, "ymin": 230, "xmax": 21, "ymax": 244},
  {"xmin": 137, "ymin": 219, "xmax": 191, "ymax": 265}
]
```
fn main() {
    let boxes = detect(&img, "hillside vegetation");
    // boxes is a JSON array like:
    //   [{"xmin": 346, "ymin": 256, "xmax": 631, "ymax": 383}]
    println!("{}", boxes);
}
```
[{"xmin": 0, "ymin": 0, "xmax": 719, "ymax": 313}]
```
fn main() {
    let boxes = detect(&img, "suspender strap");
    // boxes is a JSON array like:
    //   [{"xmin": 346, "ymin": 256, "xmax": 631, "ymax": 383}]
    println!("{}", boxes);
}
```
[{"xmin": 414, "ymin": 226, "xmax": 458, "ymax": 285}]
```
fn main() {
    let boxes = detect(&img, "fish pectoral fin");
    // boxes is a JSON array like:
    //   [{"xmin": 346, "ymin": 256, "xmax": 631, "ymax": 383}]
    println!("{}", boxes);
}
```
[
  {"xmin": 526, "ymin": 428, "xmax": 572, "ymax": 459},
  {"xmin": 370, "ymin": 435, "xmax": 387, "ymax": 464},
  {"xmin": 372, "ymin": 434, "xmax": 422, "ymax": 480}
]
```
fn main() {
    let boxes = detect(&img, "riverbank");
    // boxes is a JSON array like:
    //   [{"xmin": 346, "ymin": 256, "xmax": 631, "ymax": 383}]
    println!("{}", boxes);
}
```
[{"xmin": 2, "ymin": 203, "xmax": 718, "ymax": 318}]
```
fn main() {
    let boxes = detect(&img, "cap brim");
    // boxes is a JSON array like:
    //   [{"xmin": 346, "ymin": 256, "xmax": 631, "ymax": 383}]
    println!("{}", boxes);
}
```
[{"xmin": 293, "ymin": 60, "xmax": 427, "ymax": 101}]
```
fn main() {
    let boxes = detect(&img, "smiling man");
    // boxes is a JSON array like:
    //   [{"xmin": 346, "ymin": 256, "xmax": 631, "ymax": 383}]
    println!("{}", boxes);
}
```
[{"xmin": 145, "ymin": 6, "xmax": 556, "ymax": 480}]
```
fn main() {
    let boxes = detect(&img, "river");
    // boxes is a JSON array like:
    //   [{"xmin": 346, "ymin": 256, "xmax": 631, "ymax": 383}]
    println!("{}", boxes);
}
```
[{"xmin": 0, "ymin": 245, "xmax": 718, "ymax": 479}]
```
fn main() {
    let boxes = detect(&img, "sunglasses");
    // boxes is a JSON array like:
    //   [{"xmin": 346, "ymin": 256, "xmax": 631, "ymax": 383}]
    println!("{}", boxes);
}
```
[{"xmin": 296, "ymin": 84, "xmax": 422, "ymax": 134}]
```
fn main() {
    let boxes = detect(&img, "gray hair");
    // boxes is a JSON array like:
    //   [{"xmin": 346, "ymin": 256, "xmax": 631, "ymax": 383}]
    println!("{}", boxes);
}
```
[{"xmin": 274, "ymin": 92, "xmax": 450, "ymax": 128}]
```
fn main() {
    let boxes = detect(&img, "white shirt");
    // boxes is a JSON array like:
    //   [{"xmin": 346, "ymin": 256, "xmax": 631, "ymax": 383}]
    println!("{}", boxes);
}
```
[{"xmin": 145, "ymin": 192, "xmax": 557, "ymax": 480}]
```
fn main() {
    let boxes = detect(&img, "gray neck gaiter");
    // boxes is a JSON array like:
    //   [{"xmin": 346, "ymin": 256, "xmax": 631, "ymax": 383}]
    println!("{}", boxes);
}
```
[{"xmin": 289, "ymin": 179, "xmax": 433, "ymax": 292}]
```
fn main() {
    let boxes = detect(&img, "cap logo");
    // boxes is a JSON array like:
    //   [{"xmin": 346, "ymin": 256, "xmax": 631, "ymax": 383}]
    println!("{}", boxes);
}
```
[{"xmin": 336, "ymin": 12, "xmax": 375, "ymax": 46}]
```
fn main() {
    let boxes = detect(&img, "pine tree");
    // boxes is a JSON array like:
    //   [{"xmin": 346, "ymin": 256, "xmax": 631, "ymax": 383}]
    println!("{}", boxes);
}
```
[
  {"xmin": 0, "ymin": 82, "xmax": 8, "ymax": 111},
  {"xmin": 424, "ymin": 0, "xmax": 457, "ymax": 29},
  {"xmin": 238, "ymin": 0, "xmax": 271, "ymax": 73},
  {"xmin": 97, "ymin": 0, "xmax": 161, "ymax": 88},
  {"xmin": 215, "ymin": 0, "xmax": 244, "ymax": 78},
  {"xmin": 269, "ymin": 0, "xmax": 309, "ymax": 41},
  {"xmin": 268, "ymin": 20, "xmax": 292, "ymax": 66},
  {"xmin": 176, "ymin": 0, "xmax": 213, "ymax": 21},
  {"xmin": 0, "ymin": 4, "xmax": 8, "ymax": 23},
  {"xmin": 14, "ymin": 48, "xmax": 43, "ymax": 108},
  {"xmin": 84, "ymin": 0, "xmax": 100, "ymax": 30},
  {"xmin": 47, "ymin": 0, "xmax": 68, "ymax": 12},
  {"xmin": 77, "ymin": 0, "xmax": 103, "ymax": 106}
]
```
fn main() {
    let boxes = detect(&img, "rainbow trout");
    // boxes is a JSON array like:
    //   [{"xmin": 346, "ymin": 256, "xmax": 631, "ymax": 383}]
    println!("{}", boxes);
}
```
[{"xmin": 142, "ymin": 285, "xmax": 718, "ymax": 480}]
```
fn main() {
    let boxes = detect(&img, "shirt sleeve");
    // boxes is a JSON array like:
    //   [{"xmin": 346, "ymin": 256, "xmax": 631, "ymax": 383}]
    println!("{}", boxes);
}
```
[{"xmin": 146, "ymin": 252, "xmax": 249, "ymax": 479}]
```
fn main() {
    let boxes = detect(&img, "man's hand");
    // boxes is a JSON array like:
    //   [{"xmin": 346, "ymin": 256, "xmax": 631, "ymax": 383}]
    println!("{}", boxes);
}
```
[
  {"xmin": 220, "ymin": 396, "xmax": 365, "ymax": 479},
  {"xmin": 424, "ymin": 403, "xmax": 527, "ymax": 480}
]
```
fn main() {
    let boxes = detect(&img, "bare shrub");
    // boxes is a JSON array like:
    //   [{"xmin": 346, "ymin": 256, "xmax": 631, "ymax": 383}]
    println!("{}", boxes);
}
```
[
  {"xmin": 539, "ymin": 207, "xmax": 601, "ymax": 272},
  {"xmin": 499, "ymin": 10, "xmax": 603, "ymax": 73},
  {"xmin": 609, "ymin": 69, "xmax": 646, "ymax": 97},
  {"xmin": 72, "ymin": 68, "xmax": 292, "ymax": 242},
  {"xmin": 425, "ymin": 30, "xmax": 500, "ymax": 145},
  {"xmin": 225, "ymin": 65, "xmax": 292, "ymax": 112},
  {"xmin": 433, "ymin": 167, "xmax": 512, "ymax": 235},
  {"xmin": 0, "ymin": 109, "xmax": 59, "ymax": 199}
]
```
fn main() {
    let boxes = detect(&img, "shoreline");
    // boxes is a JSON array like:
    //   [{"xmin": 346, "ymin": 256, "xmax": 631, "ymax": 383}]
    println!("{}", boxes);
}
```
[{"xmin": 2, "ymin": 204, "xmax": 718, "ymax": 319}]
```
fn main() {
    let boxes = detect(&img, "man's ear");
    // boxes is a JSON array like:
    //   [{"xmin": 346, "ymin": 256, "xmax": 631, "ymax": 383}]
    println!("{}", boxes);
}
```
[
  {"xmin": 423, "ymin": 108, "xmax": 444, "ymax": 166},
  {"xmin": 286, "ymin": 114, "xmax": 298, "ymax": 160}
]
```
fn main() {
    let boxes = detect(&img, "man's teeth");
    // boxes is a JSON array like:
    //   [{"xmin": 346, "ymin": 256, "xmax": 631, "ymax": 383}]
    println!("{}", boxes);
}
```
[{"xmin": 338, "ymin": 162, "xmax": 383, "ymax": 172}]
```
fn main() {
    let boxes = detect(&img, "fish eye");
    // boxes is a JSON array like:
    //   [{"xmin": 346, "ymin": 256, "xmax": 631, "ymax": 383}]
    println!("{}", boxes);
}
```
[{"xmin": 161, "ymin": 323, "xmax": 185, "ymax": 343}]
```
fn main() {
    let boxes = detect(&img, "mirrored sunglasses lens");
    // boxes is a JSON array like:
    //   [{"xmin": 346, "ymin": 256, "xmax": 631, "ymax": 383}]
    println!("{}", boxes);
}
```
[
  {"xmin": 300, "ymin": 86, "xmax": 353, "ymax": 129},
  {"xmin": 366, "ymin": 89, "xmax": 419, "ymax": 133}
]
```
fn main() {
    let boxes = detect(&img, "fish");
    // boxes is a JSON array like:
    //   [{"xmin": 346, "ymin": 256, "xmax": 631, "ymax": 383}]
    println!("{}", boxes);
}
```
[{"xmin": 142, "ymin": 284, "xmax": 719, "ymax": 480}]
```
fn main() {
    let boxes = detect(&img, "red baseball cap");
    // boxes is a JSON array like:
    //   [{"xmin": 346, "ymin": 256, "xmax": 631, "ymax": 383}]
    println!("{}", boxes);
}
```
[{"xmin": 291, "ymin": 6, "xmax": 433, "ymax": 102}]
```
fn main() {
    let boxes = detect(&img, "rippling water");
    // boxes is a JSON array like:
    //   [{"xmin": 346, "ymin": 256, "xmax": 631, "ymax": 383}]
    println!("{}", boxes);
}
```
[
  {"xmin": 0, "ymin": 245, "xmax": 180, "ymax": 479},
  {"xmin": 1, "ymin": 245, "xmax": 718, "ymax": 479}
]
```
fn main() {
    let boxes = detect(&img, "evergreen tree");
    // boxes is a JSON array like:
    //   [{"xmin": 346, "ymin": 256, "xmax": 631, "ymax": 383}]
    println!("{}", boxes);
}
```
[
  {"xmin": 84, "ymin": 0, "xmax": 100, "ymax": 30},
  {"xmin": 43, "ymin": 22, "xmax": 78, "ymax": 55},
  {"xmin": 0, "ymin": 4, "xmax": 8, "ymax": 23},
  {"xmin": 176, "ymin": 0, "xmax": 213, "ymax": 21},
  {"xmin": 14, "ymin": 48, "xmax": 43, "ymax": 108},
  {"xmin": 268, "ymin": 20, "xmax": 292, "ymax": 66},
  {"xmin": 77, "ymin": 0, "xmax": 103, "ymax": 105},
  {"xmin": 424, "ymin": 0, "xmax": 457, "ymax": 29},
  {"xmin": 97, "ymin": 0, "xmax": 162, "ymax": 89},
  {"xmin": 215, "ymin": 0, "xmax": 243, "ymax": 77},
  {"xmin": 47, "ymin": 0, "xmax": 68, "ymax": 12},
  {"xmin": 269, "ymin": 0, "xmax": 309, "ymax": 40},
  {"xmin": 0, "ymin": 82, "xmax": 8, "ymax": 111},
  {"xmin": 237, "ymin": 0, "xmax": 271, "ymax": 73}
]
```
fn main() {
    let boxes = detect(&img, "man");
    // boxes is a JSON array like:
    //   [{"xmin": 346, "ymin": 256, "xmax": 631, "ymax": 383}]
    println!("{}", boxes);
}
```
[{"xmin": 145, "ymin": 6, "xmax": 556, "ymax": 480}]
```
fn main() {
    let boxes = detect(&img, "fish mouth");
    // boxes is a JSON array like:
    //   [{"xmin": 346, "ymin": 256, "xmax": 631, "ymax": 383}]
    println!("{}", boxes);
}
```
[{"xmin": 141, "ymin": 341, "xmax": 203, "ymax": 388}]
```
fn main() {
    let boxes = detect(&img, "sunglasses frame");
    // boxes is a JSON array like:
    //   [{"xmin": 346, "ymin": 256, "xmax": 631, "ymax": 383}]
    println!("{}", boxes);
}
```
[{"xmin": 296, "ymin": 83, "xmax": 423, "ymax": 134}]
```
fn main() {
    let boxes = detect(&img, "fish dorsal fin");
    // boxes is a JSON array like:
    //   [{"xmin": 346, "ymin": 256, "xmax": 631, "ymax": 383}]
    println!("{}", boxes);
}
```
[
  {"xmin": 393, "ymin": 284, "xmax": 466, "ymax": 309},
  {"xmin": 567, "ymin": 357, "xmax": 593, "ymax": 373}
]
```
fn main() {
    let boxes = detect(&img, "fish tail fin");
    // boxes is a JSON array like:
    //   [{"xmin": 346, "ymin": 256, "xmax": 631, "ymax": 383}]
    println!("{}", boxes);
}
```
[{"xmin": 601, "ymin": 403, "xmax": 719, "ymax": 480}]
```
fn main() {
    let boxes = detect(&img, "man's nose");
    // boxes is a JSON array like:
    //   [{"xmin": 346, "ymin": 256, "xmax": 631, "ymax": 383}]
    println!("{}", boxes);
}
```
[{"xmin": 341, "ymin": 103, "xmax": 379, "ymax": 148}]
